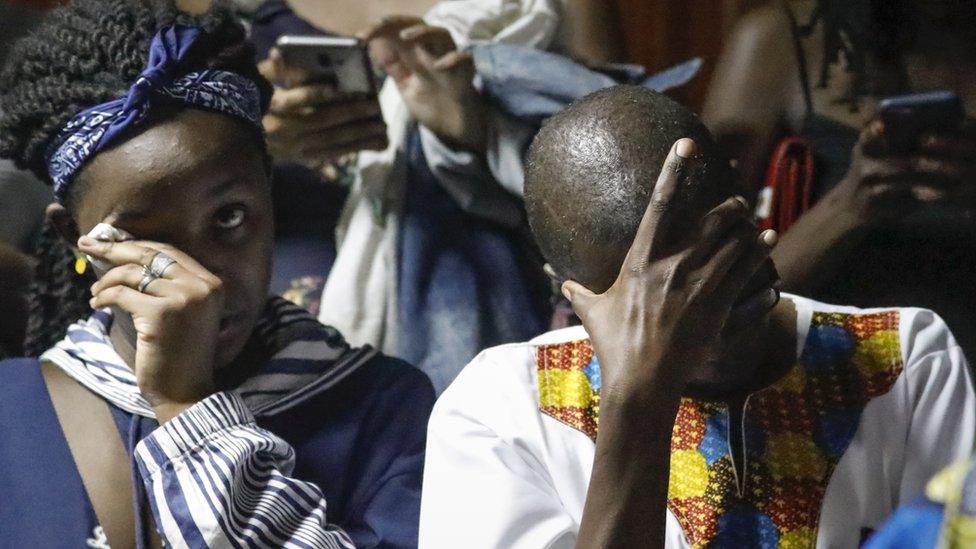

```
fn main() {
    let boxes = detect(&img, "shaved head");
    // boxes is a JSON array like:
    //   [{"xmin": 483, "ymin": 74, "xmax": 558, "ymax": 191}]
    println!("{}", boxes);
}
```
[{"xmin": 524, "ymin": 85, "xmax": 735, "ymax": 293}]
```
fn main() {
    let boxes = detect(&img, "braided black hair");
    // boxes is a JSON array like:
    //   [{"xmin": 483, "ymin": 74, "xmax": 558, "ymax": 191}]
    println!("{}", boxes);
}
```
[
  {"xmin": 0, "ymin": 0, "xmax": 273, "ymax": 356},
  {"xmin": 22, "ymin": 220, "xmax": 93, "ymax": 356}
]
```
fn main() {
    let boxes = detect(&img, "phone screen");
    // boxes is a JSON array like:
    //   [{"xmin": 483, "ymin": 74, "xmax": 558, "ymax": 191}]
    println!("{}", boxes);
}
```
[
  {"xmin": 276, "ymin": 35, "xmax": 375, "ymax": 94},
  {"xmin": 879, "ymin": 91, "xmax": 965, "ymax": 151}
]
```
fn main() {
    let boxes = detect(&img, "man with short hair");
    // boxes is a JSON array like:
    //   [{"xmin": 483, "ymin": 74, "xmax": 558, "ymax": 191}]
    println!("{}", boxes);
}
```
[{"xmin": 419, "ymin": 86, "xmax": 976, "ymax": 548}]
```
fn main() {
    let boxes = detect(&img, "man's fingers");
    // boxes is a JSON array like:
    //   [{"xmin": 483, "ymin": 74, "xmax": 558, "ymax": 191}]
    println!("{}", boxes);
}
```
[
  {"xmin": 860, "ymin": 157, "xmax": 967, "ymax": 202},
  {"xmin": 711, "ymin": 229, "xmax": 778, "ymax": 306},
  {"xmin": 291, "ymin": 98, "xmax": 382, "ymax": 127},
  {"xmin": 561, "ymin": 280, "xmax": 597, "ymax": 321},
  {"xmin": 261, "ymin": 49, "xmax": 313, "ymax": 88},
  {"xmin": 725, "ymin": 286, "xmax": 780, "ymax": 334},
  {"xmin": 686, "ymin": 195, "xmax": 751, "ymax": 265},
  {"xmin": 908, "ymin": 156, "xmax": 969, "ymax": 182},
  {"xmin": 860, "ymin": 119, "xmax": 890, "ymax": 157},
  {"xmin": 691, "ymin": 222, "xmax": 758, "ymax": 297},
  {"xmin": 257, "ymin": 58, "xmax": 276, "ymax": 81},
  {"xmin": 627, "ymin": 138, "xmax": 697, "ymax": 262}
]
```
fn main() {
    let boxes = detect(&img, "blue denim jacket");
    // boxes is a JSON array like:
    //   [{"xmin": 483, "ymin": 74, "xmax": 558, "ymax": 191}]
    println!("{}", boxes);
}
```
[{"xmin": 471, "ymin": 41, "xmax": 702, "ymax": 122}]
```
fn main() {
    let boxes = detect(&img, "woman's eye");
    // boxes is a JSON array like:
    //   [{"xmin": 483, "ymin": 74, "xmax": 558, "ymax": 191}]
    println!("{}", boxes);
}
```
[{"xmin": 214, "ymin": 205, "xmax": 246, "ymax": 230}]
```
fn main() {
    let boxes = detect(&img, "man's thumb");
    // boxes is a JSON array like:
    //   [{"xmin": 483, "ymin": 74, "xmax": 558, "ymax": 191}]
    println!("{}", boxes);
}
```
[{"xmin": 561, "ymin": 280, "xmax": 596, "ymax": 316}]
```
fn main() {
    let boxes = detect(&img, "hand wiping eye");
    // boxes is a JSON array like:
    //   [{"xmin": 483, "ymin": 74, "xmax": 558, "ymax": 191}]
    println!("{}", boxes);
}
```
[{"xmin": 81, "ymin": 222, "xmax": 135, "ymax": 276}]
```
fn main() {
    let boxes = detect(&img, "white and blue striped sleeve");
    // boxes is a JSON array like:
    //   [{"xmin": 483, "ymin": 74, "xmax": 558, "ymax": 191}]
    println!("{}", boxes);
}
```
[{"xmin": 134, "ymin": 391, "xmax": 354, "ymax": 549}]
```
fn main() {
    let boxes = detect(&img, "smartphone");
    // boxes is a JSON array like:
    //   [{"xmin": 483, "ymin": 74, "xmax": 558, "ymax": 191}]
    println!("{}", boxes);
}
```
[
  {"xmin": 878, "ymin": 90, "xmax": 965, "ymax": 152},
  {"xmin": 275, "ymin": 35, "xmax": 376, "ymax": 94}
]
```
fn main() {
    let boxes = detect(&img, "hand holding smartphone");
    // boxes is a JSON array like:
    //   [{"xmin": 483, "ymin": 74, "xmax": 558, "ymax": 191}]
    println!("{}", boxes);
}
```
[
  {"xmin": 259, "ymin": 35, "xmax": 389, "ymax": 167},
  {"xmin": 878, "ymin": 90, "xmax": 965, "ymax": 152}
]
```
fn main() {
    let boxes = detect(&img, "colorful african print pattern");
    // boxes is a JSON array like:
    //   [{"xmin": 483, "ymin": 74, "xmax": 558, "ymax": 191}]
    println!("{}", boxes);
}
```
[
  {"xmin": 535, "ymin": 311, "xmax": 903, "ymax": 548},
  {"xmin": 537, "ymin": 340, "xmax": 602, "ymax": 440}
]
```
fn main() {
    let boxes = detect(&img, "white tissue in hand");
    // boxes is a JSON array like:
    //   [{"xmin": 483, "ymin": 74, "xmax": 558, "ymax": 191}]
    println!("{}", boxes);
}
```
[{"xmin": 85, "ymin": 222, "xmax": 134, "ymax": 274}]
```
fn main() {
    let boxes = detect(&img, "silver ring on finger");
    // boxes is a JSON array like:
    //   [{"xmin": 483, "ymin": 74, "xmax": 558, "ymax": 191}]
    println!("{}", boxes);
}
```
[
  {"xmin": 148, "ymin": 252, "xmax": 178, "ymax": 278},
  {"xmin": 138, "ymin": 265, "xmax": 160, "ymax": 293}
]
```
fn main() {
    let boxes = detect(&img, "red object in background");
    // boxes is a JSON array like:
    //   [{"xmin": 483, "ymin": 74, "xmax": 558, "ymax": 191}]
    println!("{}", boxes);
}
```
[{"xmin": 757, "ymin": 137, "xmax": 814, "ymax": 233}]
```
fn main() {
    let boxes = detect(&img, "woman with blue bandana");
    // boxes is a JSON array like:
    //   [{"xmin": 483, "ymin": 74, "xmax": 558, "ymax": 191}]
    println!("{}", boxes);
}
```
[{"xmin": 0, "ymin": 1, "xmax": 434, "ymax": 547}]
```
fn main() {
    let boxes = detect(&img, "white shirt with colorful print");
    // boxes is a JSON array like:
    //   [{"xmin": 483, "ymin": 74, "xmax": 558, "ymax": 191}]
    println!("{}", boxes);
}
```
[{"xmin": 419, "ymin": 295, "xmax": 976, "ymax": 548}]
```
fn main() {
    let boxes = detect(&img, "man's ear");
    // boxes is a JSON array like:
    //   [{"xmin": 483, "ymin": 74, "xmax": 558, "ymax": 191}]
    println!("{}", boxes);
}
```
[
  {"xmin": 45, "ymin": 203, "xmax": 80, "ymax": 249},
  {"xmin": 543, "ymin": 263, "xmax": 567, "ymax": 298}
]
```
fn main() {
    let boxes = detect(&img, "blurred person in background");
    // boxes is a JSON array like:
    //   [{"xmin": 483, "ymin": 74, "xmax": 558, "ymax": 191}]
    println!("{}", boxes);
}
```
[
  {"xmin": 246, "ymin": 0, "xmax": 630, "ymax": 393},
  {"xmin": 704, "ymin": 0, "xmax": 976, "ymax": 361}
]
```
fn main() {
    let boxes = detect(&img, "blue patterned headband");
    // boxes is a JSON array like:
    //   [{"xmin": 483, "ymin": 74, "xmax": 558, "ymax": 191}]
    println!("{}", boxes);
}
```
[{"xmin": 45, "ymin": 24, "xmax": 263, "ymax": 202}]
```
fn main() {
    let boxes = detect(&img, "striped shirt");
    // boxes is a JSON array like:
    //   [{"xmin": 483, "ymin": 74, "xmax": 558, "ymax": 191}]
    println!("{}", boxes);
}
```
[{"xmin": 42, "ymin": 297, "xmax": 373, "ymax": 548}]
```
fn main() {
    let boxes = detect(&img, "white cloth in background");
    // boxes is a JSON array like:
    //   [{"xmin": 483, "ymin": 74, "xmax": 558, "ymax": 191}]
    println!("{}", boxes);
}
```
[
  {"xmin": 426, "ymin": 0, "xmax": 564, "ymax": 51},
  {"xmin": 419, "ymin": 295, "xmax": 976, "ymax": 548},
  {"xmin": 318, "ymin": 0, "xmax": 565, "ymax": 354}
]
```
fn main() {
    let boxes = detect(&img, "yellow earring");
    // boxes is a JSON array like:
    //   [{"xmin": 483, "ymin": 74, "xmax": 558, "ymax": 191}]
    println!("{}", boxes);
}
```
[{"xmin": 74, "ymin": 252, "xmax": 88, "ymax": 275}]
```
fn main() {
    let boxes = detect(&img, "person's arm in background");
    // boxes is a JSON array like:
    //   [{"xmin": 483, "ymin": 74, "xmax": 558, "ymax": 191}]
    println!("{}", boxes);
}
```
[
  {"xmin": 703, "ymin": 5, "xmax": 976, "ymax": 296},
  {"xmin": 559, "ymin": 0, "xmax": 625, "ymax": 65},
  {"xmin": 702, "ymin": 4, "xmax": 802, "ymax": 194},
  {"xmin": 361, "ymin": 16, "xmax": 530, "ymax": 228},
  {"xmin": 771, "ymin": 119, "xmax": 976, "ymax": 295},
  {"xmin": 362, "ymin": 16, "xmax": 487, "ymax": 155}
]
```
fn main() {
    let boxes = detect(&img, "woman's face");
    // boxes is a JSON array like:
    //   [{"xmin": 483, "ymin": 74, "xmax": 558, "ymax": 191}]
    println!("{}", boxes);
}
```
[{"xmin": 70, "ymin": 108, "xmax": 274, "ymax": 367}]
